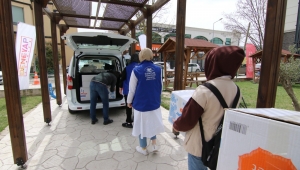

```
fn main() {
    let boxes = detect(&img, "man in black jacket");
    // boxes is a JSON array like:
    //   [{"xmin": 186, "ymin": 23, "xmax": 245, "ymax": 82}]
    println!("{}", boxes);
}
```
[{"xmin": 89, "ymin": 64, "xmax": 117, "ymax": 125}]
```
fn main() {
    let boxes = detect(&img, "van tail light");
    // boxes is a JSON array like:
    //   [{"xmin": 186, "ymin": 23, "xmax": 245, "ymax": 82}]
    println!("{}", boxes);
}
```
[{"xmin": 67, "ymin": 75, "xmax": 73, "ymax": 89}]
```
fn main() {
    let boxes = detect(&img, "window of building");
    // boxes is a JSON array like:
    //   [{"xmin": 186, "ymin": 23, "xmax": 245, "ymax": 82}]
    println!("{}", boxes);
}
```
[
  {"xmin": 194, "ymin": 36, "xmax": 208, "ymax": 41},
  {"xmin": 225, "ymin": 38, "xmax": 231, "ymax": 45},
  {"xmin": 163, "ymin": 33, "xmax": 191, "ymax": 42},
  {"xmin": 164, "ymin": 33, "xmax": 176, "ymax": 42},
  {"xmin": 12, "ymin": 6, "xmax": 24, "ymax": 25},
  {"xmin": 152, "ymin": 32, "xmax": 161, "ymax": 43},
  {"xmin": 211, "ymin": 37, "xmax": 223, "ymax": 45},
  {"xmin": 135, "ymin": 32, "xmax": 162, "ymax": 43}
]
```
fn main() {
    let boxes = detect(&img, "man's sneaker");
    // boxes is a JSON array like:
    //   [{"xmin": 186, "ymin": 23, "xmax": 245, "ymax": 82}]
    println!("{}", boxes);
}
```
[
  {"xmin": 149, "ymin": 144, "xmax": 158, "ymax": 152},
  {"xmin": 91, "ymin": 118, "xmax": 98, "ymax": 125},
  {"xmin": 103, "ymin": 119, "xmax": 113, "ymax": 125},
  {"xmin": 136, "ymin": 146, "xmax": 148, "ymax": 155}
]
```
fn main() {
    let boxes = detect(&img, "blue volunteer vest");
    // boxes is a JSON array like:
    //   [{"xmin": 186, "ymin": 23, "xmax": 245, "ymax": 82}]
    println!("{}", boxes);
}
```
[
  {"xmin": 132, "ymin": 60, "xmax": 162, "ymax": 111},
  {"xmin": 123, "ymin": 62, "xmax": 138, "ymax": 95}
]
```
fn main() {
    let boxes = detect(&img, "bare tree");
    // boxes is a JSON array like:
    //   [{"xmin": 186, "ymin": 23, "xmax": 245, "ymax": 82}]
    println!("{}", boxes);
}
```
[
  {"xmin": 224, "ymin": 0, "xmax": 267, "ymax": 50},
  {"xmin": 131, "ymin": 0, "xmax": 174, "ymax": 42},
  {"xmin": 279, "ymin": 45, "xmax": 300, "ymax": 111}
]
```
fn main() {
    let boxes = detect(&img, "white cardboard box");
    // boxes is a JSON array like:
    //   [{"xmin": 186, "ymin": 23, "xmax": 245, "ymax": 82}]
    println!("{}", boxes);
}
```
[
  {"xmin": 168, "ymin": 90, "xmax": 195, "ymax": 124},
  {"xmin": 80, "ymin": 86, "xmax": 116, "ymax": 101},
  {"xmin": 217, "ymin": 108, "xmax": 300, "ymax": 170},
  {"xmin": 82, "ymin": 75, "xmax": 95, "ymax": 87}
]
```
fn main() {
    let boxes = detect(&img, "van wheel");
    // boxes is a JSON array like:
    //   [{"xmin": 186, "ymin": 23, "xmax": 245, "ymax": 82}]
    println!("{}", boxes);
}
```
[{"xmin": 68, "ymin": 106, "xmax": 76, "ymax": 114}]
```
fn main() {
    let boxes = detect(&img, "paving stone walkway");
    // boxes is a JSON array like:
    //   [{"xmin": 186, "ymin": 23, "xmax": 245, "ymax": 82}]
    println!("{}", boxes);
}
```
[{"xmin": 0, "ymin": 96, "xmax": 188, "ymax": 170}]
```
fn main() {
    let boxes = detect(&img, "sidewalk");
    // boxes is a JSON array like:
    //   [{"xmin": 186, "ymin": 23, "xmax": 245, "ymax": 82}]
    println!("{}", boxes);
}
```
[{"xmin": 0, "ymin": 95, "xmax": 188, "ymax": 170}]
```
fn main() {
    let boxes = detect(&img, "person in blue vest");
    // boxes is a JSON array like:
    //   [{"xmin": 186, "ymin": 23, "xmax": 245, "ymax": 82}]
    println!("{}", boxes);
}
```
[
  {"xmin": 127, "ymin": 48, "xmax": 164, "ymax": 155},
  {"xmin": 119, "ymin": 53, "xmax": 139, "ymax": 128}
]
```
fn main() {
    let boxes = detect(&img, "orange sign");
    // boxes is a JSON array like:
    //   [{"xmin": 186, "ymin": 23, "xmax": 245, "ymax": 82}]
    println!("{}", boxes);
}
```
[
  {"xmin": 135, "ymin": 44, "xmax": 162, "ymax": 51},
  {"xmin": 239, "ymin": 148, "xmax": 296, "ymax": 170}
]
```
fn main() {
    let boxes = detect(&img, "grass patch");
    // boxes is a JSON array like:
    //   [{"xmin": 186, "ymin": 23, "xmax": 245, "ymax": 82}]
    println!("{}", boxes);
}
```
[
  {"xmin": 0, "ymin": 96, "xmax": 42, "ymax": 132},
  {"xmin": 161, "ymin": 81, "xmax": 300, "ymax": 111},
  {"xmin": 161, "ymin": 95, "xmax": 171, "ymax": 110}
]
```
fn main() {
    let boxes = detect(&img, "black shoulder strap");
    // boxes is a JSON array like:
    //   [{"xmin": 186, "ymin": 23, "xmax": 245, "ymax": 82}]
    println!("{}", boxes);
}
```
[
  {"xmin": 203, "ymin": 83, "xmax": 240, "ymax": 108},
  {"xmin": 199, "ymin": 83, "xmax": 240, "ymax": 143},
  {"xmin": 203, "ymin": 83, "xmax": 228, "ymax": 108}
]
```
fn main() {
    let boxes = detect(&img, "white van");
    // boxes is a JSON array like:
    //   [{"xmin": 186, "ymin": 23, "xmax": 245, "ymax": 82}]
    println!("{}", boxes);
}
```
[
  {"xmin": 63, "ymin": 32, "xmax": 137, "ymax": 113},
  {"xmin": 184, "ymin": 63, "xmax": 201, "ymax": 72}
]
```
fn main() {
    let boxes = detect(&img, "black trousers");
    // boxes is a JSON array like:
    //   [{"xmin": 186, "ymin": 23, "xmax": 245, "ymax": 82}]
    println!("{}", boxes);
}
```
[{"xmin": 124, "ymin": 95, "xmax": 133, "ymax": 123}]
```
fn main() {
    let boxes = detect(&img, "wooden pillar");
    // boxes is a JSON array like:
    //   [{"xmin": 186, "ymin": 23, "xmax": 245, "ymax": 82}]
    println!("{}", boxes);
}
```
[
  {"xmin": 131, "ymin": 24, "xmax": 136, "ymax": 55},
  {"xmin": 34, "ymin": 1, "xmax": 52, "ymax": 124},
  {"xmin": 146, "ymin": 8, "xmax": 152, "ymax": 49},
  {"xmin": 174, "ymin": 0, "xmax": 186, "ymax": 90},
  {"xmin": 0, "ymin": 0, "xmax": 27, "ymax": 166},
  {"xmin": 257, "ymin": 0, "xmax": 287, "ymax": 108},
  {"xmin": 163, "ymin": 52, "xmax": 167, "ymax": 89},
  {"xmin": 183, "ymin": 50, "xmax": 191, "ymax": 89},
  {"xmin": 59, "ymin": 25, "xmax": 68, "ymax": 95},
  {"xmin": 50, "ymin": 17, "xmax": 62, "ymax": 105}
]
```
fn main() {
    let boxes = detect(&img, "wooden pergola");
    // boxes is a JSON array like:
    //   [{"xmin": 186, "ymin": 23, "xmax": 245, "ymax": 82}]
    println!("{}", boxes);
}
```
[
  {"xmin": 0, "ymin": 0, "xmax": 289, "ymax": 167},
  {"xmin": 0, "ymin": 0, "xmax": 169, "ymax": 167},
  {"xmin": 249, "ymin": 49, "xmax": 300, "ymax": 82},
  {"xmin": 158, "ymin": 37, "xmax": 218, "ymax": 89}
]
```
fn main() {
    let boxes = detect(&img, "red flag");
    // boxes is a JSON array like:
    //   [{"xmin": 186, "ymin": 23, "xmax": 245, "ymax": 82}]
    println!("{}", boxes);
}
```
[{"xmin": 245, "ymin": 44, "xmax": 256, "ymax": 78}]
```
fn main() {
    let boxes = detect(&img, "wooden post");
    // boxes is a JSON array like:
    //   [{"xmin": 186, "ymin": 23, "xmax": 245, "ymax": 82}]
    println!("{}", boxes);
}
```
[
  {"xmin": 131, "ymin": 22, "xmax": 136, "ymax": 55},
  {"xmin": 34, "ymin": 1, "xmax": 52, "ymax": 124},
  {"xmin": 257, "ymin": 0, "xmax": 287, "ymax": 108},
  {"xmin": 183, "ymin": 50, "xmax": 191, "ymax": 89},
  {"xmin": 51, "ymin": 16, "xmax": 62, "ymax": 105},
  {"xmin": 59, "ymin": 25, "xmax": 68, "ymax": 95},
  {"xmin": 174, "ymin": 0, "xmax": 186, "ymax": 90},
  {"xmin": 146, "ymin": 8, "xmax": 152, "ymax": 49},
  {"xmin": 0, "ymin": 0, "xmax": 28, "ymax": 166},
  {"xmin": 163, "ymin": 52, "xmax": 168, "ymax": 90}
]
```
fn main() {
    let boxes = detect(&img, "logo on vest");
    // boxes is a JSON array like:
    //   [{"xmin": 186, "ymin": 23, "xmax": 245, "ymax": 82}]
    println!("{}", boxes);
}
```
[{"xmin": 145, "ymin": 67, "xmax": 156, "ymax": 80}]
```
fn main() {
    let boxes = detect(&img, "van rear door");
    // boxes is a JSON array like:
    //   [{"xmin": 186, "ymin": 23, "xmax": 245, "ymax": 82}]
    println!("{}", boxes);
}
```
[{"xmin": 62, "ymin": 32, "xmax": 137, "ymax": 54}]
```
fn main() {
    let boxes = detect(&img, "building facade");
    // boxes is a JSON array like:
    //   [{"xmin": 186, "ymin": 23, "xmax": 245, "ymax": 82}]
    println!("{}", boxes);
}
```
[
  {"xmin": 137, "ymin": 23, "xmax": 241, "ymax": 46},
  {"xmin": 283, "ymin": 0, "xmax": 299, "ymax": 50}
]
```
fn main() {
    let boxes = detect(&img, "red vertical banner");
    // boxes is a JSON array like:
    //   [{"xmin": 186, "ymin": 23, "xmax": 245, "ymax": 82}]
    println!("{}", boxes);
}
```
[{"xmin": 246, "ymin": 44, "xmax": 256, "ymax": 78}]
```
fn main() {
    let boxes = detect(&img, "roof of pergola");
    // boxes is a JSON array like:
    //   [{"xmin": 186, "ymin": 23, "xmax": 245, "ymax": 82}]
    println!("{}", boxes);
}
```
[
  {"xmin": 249, "ymin": 49, "xmax": 300, "ymax": 58},
  {"xmin": 158, "ymin": 37, "xmax": 219, "ymax": 53},
  {"xmin": 48, "ymin": 0, "xmax": 170, "ymax": 34}
]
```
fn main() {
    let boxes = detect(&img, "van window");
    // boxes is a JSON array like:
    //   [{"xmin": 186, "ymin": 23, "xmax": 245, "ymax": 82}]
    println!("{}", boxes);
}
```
[{"xmin": 78, "ymin": 56, "xmax": 120, "ymax": 73}]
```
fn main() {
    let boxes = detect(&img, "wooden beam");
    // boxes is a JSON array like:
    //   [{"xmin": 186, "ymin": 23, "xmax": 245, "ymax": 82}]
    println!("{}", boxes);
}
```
[
  {"xmin": 84, "ymin": 0, "xmax": 144, "ymax": 7},
  {"xmin": 0, "ymin": 0, "xmax": 27, "ymax": 166},
  {"xmin": 58, "ymin": 25, "xmax": 69, "ymax": 95},
  {"xmin": 50, "ymin": 18, "xmax": 62, "ymax": 106},
  {"xmin": 174, "ymin": 0, "xmax": 186, "ymax": 90},
  {"xmin": 34, "ymin": 1, "xmax": 52, "ymax": 124},
  {"xmin": 146, "ymin": 8, "xmax": 152, "ymax": 49},
  {"xmin": 67, "ymin": 25, "xmax": 120, "ymax": 31},
  {"xmin": 131, "ymin": 23, "xmax": 136, "ymax": 54},
  {"xmin": 257, "ymin": 0, "xmax": 287, "ymax": 108},
  {"xmin": 41, "ymin": 0, "xmax": 49, "ymax": 8},
  {"xmin": 57, "ymin": 13, "xmax": 128, "ymax": 22},
  {"xmin": 123, "ymin": 0, "xmax": 170, "ymax": 34}
]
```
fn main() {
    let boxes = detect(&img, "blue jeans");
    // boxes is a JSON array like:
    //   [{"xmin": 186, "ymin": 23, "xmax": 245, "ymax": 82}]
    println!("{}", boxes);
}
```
[
  {"xmin": 188, "ymin": 153, "xmax": 208, "ymax": 170},
  {"xmin": 139, "ymin": 135, "xmax": 156, "ymax": 148},
  {"xmin": 90, "ymin": 81, "xmax": 109, "ymax": 121}
]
